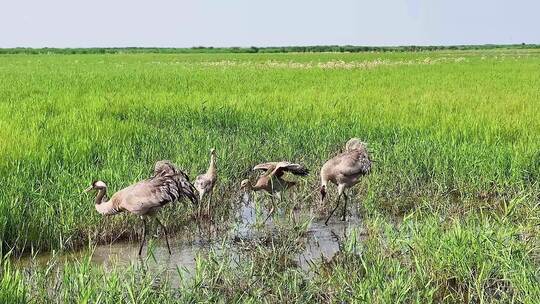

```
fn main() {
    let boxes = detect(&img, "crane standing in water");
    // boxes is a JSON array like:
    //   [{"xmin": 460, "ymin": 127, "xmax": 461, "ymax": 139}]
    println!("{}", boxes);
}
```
[
  {"xmin": 320, "ymin": 138, "xmax": 372, "ymax": 225},
  {"xmin": 194, "ymin": 148, "xmax": 218, "ymax": 216},
  {"xmin": 84, "ymin": 160, "xmax": 198, "ymax": 255}
]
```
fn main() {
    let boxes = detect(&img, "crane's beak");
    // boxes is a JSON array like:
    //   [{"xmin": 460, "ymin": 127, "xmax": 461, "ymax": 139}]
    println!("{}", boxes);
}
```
[{"xmin": 83, "ymin": 186, "xmax": 94, "ymax": 193}]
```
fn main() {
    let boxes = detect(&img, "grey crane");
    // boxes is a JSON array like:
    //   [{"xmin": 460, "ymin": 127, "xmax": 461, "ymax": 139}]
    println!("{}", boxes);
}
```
[
  {"xmin": 194, "ymin": 148, "xmax": 218, "ymax": 215},
  {"xmin": 84, "ymin": 160, "xmax": 198, "ymax": 255},
  {"xmin": 320, "ymin": 138, "xmax": 372, "ymax": 225}
]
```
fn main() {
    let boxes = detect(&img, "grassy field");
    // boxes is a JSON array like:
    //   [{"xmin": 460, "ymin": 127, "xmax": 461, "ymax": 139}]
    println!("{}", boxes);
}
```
[{"xmin": 0, "ymin": 49, "xmax": 539, "ymax": 302}]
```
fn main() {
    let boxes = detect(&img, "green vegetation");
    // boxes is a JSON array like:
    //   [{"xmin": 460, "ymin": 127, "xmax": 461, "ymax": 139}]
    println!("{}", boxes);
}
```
[
  {"xmin": 0, "ymin": 49, "xmax": 539, "ymax": 302},
  {"xmin": 1, "ymin": 43, "xmax": 539, "ymax": 55}
]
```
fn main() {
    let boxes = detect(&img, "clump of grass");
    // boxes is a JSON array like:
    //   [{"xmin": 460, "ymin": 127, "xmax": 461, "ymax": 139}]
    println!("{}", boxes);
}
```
[
  {"xmin": 311, "ymin": 212, "xmax": 540, "ymax": 303},
  {"xmin": 0, "ymin": 257, "xmax": 28, "ymax": 304},
  {"xmin": 6, "ymin": 249, "xmax": 175, "ymax": 303}
]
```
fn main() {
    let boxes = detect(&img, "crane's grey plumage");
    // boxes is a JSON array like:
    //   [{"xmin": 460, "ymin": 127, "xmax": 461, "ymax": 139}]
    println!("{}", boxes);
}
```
[
  {"xmin": 84, "ymin": 160, "xmax": 197, "ymax": 255},
  {"xmin": 241, "ymin": 161, "xmax": 309, "ymax": 222},
  {"xmin": 194, "ymin": 148, "xmax": 217, "ymax": 215},
  {"xmin": 320, "ymin": 138, "xmax": 372, "ymax": 225}
]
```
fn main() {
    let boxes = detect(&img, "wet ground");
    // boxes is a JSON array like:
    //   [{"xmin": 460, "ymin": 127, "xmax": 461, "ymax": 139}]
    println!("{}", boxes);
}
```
[{"xmin": 17, "ymin": 198, "xmax": 365, "ymax": 285}]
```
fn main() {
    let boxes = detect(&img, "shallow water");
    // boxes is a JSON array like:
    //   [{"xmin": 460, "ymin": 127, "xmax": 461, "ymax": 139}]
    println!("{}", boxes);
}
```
[{"xmin": 17, "ymin": 198, "xmax": 365, "ymax": 284}]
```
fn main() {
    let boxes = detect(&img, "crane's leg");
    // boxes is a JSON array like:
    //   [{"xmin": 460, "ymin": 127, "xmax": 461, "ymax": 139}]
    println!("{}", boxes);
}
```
[
  {"xmin": 341, "ymin": 191, "xmax": 348, "ymax": 221},
  {"xmin": 264, "ymin": 195, "xmax": 276, "ymax": 224},
  {"xmin": 156, "ymin": 217, "xmax": 172, "ymax": 255},
  {"xmin": 288, "ymin": 192, "xmax": 296, "ymax": 224},
  {"xmin": 325, "ymin": 194, "xmax": 341, "ymax": 226},
  {"xmin": 138, "ymin": 217, "xmax": 147, "ymax": 256},
  {"xmin": 197, "ymin": 192, "xmax": 204, "ymax": 218},
  {"xmin": 206, "ymin": 191, "xmax": 213, "ymax": 215},
  {"xmin": 325, "ymin": 184, "xmax": 345, "ymax": 226},
  {"xmin": 277, "ymin": 192, "xmax": 283, "ymax": 216}
]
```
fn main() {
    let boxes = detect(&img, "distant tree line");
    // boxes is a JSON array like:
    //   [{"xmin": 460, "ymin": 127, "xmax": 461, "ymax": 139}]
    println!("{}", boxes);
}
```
[{"xmin": 0, "ymin": 44, "xmax": 538, "ymax": 55}]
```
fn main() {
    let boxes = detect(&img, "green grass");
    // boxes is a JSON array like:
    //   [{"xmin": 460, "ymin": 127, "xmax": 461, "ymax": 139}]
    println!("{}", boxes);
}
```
[{"xmin": 0, "ymin": 49, "xmax": 539, "ymax": 301}]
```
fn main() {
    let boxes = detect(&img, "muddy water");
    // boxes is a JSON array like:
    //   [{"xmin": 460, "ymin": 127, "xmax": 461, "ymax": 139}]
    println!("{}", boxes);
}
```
[{"xmin": 18, "ymin": 199, "xmax": 365, "ymax": 284}]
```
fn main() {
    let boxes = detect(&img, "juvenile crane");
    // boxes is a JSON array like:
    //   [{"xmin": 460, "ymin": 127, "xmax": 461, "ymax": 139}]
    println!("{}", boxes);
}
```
[
  {"xmin": 320, "ymin": 138, "xmax": 372, "ymax": 225},
  {"xmin": 194, "ymin": 148, "xmax": 218, "ymax": 215},
  {"xmin": 241, "ymin": 161, "xmax": 309, "ymax": 221},
  {"xmin": 84, "ymin": 160, "xmax": 197, "ymax": 255}
]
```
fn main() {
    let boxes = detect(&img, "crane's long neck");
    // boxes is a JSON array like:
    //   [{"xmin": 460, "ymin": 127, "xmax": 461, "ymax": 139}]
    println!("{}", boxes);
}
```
[
  {"xmin": 94, "ymin": 188, "xmax": 119, "ymax": 216},
  {"xmin": 245, "ymin": 179, "xmax": 263, "ymax": 192},
  {"xmin": 207, "ymin": 154, "xmax": 216, "ymax": 177},
  {"xmin": 251, "ymin": 181, "xmax": 264, "ymax": 191},
  {"xmin": 95, "ymin": 188, "xmax": 108, "ymax": 205},
  {"xmin": 320, "ymin": 176, "xmax": 328, "ymax": 189}
]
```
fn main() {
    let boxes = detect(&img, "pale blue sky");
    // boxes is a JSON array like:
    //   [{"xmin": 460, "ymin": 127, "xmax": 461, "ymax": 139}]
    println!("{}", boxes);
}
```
[{"xmin": 1, "ymin": 0, "xmax": 539, "ymax": 47}]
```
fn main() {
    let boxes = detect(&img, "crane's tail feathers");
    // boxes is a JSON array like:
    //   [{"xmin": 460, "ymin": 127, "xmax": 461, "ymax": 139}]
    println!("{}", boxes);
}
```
[
  {"xmin": 153, "ymin": 160, "xmax": 199, "ymax": 205},
  {"xmin": 170, "ymin": 169, "xmax": 198, "ymax": 205},
  {"xmin": 180, "ymin": 179, "xmax": 198, "ymax": 205}
]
